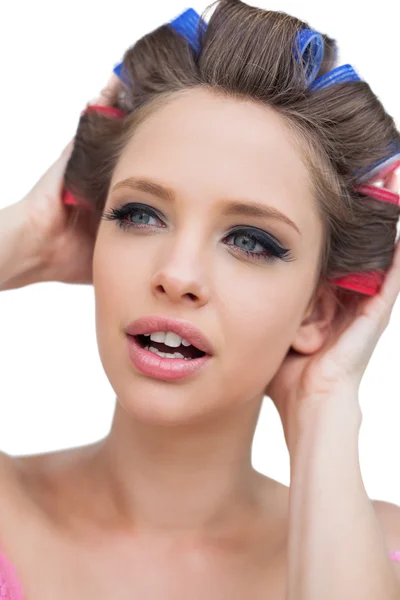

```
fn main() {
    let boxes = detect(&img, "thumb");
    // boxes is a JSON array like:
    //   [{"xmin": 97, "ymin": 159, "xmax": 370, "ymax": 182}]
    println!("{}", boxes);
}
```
[
  {"xmin": 37, "ymin": 138, "xmax": 75, "ymax": 198},
  {"xmin": 93, "ymin": 73, "xmax": 122, "ymax": 106},
  {"xmin": 60, "ymin": 138, "xmax": 75, "ymax": 162},
  {"xmin": 384, "ymin": 166, "xmax": 400, "ymax": 194}
]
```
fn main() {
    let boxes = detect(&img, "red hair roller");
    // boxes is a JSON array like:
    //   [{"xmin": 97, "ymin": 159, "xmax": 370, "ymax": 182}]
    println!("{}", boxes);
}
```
[{"xmin": 62, "ymin": 104, "xmax": 126, "ymax": 208}]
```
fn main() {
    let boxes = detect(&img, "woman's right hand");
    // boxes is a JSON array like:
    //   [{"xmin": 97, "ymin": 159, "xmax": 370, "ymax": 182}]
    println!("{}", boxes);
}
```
[{"xmin": 0, "ymin": 73, "xmax": 122, "ymax": 291}]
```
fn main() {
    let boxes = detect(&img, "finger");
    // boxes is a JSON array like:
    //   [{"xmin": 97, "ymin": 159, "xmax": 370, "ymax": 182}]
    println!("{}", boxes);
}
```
[
  {"xmin": 60, "ymin": 138, "xmax": 75, "ymax": 162},
  {"xmin": 93, "ymin": 73, "xmax": 123, "ymax": 106},
  {"xmin": 383, "ymin": 166, "xmax": 400, "ymax": 194},
  {"xmin": 376, "ymin": 238, "xmax": 400, "ymax": 318},
  {"xmin": 55, "ymin": 139, "xmax": 75, "ymax": 193},
  {"xmin": 36, "ymin": 138, "xmax": 75, "ymax": 195}
]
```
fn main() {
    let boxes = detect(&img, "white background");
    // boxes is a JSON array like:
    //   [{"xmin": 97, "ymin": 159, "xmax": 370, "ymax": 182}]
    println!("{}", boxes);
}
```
[{"xmin": 0, "ymin": 1, "xmax": 399, "ymax": 505}]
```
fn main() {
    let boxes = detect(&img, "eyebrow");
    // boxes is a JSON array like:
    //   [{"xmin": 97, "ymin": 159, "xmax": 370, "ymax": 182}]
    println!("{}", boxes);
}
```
[{"xmin": 111, "ymin": 177, "xmax": 301, "ymax": 236}]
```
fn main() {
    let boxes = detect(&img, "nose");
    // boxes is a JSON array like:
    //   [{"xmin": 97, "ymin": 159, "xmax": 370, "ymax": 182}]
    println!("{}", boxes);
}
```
[{"xmin": 150, "ymin": 244, "xmax": 210, "ymax": 308}]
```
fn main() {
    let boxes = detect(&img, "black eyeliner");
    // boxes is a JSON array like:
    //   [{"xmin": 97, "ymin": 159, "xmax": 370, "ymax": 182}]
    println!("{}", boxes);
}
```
[
  {"xmin": 102, "ymin": 202, "xmax": 164, "ymax": 222},
  {"xmin": 227, "ymin": 226, "xmax": 290, "ymax": 257},
  {"xmin": 102, "ymin": 203, "xmax": 295, "ymax": 263}
]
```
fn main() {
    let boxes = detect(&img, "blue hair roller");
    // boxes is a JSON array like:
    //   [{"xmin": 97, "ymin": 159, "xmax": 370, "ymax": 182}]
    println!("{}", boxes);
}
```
[
  {"xmin": 113, "ymin": 8, "xmax": 207, "ymax": 82},
  {"xmin": 169, "ymin": 7, "xmax": 207, "ymax": 54},
  {"xmin": 356, "ymin": 141, "xmax": 400, "ymax": 183},
  {"xmin": 311, "ymin": 63, "xmax": 361, "ymax": 91},
  {"xmin": 311, "ymin": 65, "xmax": 400, "ymax": 182},
  {"xmin": 113, "ymin": 62, "xmax": 123, "ymax": 79},
  {"xmin": 294, "ymin": 29, "xmax": 324, "ymax": 86}
]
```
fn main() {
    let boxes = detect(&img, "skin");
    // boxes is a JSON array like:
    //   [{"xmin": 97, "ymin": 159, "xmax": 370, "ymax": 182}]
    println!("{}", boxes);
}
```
[
  {"xmin": 92, "ymin": 87, "xmax": 327, "ymax": 531},
  {"xmin": 1, "ymin": 87, "xmax": 397, "ymax": 598}
]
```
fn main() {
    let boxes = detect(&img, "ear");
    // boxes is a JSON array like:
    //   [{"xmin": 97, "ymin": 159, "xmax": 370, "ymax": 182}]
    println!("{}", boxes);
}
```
[{"xmin": 290, "ymin": 282, "xmax": 339, "ymax": 355}]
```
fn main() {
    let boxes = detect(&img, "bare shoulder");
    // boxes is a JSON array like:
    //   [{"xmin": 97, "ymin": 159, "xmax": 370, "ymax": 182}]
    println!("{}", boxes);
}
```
[
  {"xmin": 0, "ymin": 443, "xmax": 102, "ymax": 567},
  {"xmin": 0, "ymin": 446, "xmax": 67, "ymax": 489},
  {"xmin": 0, "ymin": 450, "xmax": 23, "ymax": 493},
  {"xmin": 0, "ymin": 444, "xmax": 96, "ymax": 511},
  {"xmin": 372, "ymin": 499, "xmax": 400, "ymax": 550},
  {"xmin": 0, "ymin": 448, "xmax": 56, "ymax": 513},
  {"xmin": 371, "ymin": 499, "xmax": 400, "ymax": 582},
  {"xmin": 372, "ymin": 498, "xmax": 400, "ymax": 520},
  {"xmin": 0, "ymin": 449, "xmax": 38, "ymax": 541}
]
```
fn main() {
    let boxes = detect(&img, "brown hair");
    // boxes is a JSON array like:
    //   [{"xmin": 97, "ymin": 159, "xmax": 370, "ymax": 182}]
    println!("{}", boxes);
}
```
[{"xmin": 64, "ymin": 0, "xmax": 400, "ymax": 300}]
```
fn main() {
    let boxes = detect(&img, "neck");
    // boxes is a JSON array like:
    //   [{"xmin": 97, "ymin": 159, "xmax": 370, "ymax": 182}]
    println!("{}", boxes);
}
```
[{"xmin": 94, "ymin": 396, "xmax": 265, "ymax": 538}]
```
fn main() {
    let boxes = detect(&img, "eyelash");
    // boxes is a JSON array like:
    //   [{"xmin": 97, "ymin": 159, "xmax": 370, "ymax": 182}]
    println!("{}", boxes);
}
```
[{"xmin": 101, "ymin": 202, "xmax": 295, "ymax": 264}]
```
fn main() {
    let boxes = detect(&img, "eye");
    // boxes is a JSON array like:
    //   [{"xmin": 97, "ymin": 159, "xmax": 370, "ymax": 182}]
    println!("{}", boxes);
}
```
[
  {"xmin": 230, "ymin": 232, "xmax": 264, "ymax": 253},
  {"xmin": 224, "ymin": 227, "xmax": 294, "ymax": 263},
  {"xmin": 101, "ymin": 202, "xmax": 166, "ymax": 231}
]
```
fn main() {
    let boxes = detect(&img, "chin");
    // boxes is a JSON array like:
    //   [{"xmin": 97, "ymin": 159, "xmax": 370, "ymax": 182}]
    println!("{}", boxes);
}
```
[{"xmin": 104, "ymin": 360, "xmax": 222, "ymax": 427}]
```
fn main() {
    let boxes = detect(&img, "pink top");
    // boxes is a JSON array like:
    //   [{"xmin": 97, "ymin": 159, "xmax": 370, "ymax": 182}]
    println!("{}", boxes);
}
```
[{"xmin": 0, "ymin": 547, "xmax": 399, "ymax": 599}]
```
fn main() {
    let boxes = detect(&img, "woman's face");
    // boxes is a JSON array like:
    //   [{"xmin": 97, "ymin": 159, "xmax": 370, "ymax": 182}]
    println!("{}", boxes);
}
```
[{"xmin": 93, "ymin": 88, "xmax": 324, "ymax": 424}]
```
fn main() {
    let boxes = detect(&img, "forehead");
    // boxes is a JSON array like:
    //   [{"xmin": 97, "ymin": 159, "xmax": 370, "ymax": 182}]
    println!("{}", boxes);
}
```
[{"xmin": 111, "ymin": 88, "xmax": 321, "ymax": 237}]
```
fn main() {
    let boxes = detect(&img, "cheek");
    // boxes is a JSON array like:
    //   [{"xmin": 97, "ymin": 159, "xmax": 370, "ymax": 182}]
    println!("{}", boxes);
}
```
[
  {"xmin": 92, "ymin": 233, "xmax": 146, "ymax": 384},
  {"xmin": 230, "ymin": 297, "xmax": 293, "ymax": 354},
  {"xmin": 92, "ymin": 232, "xmax": 162, "ymax": 378},
  {"xmin": 219, "ymin": 273, "xmax": 302, "ymax": 376},
  {"xmin": 93, "ymin": 232, "xmax": 151, "ymax": 318},
  {"xmin": 92, "ymin": 233, "xmax": 136, "ymax": 351},
  {"xmin": 93, "ymin": 237, "xmax": 121, "ymax": 312}
]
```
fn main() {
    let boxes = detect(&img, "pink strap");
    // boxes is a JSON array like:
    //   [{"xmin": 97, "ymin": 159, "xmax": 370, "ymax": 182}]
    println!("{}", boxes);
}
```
[
  {"xmin": 390, "ymin": 550, "xmax": 400, "ymax": 563},
  {"xmin": 0, "ymin": 547, "xmax": 24, "ymax": 600}
]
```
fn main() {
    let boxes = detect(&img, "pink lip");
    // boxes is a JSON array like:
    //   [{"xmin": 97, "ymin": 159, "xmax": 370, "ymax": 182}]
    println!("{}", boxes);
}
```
[
  {"xmin": 125, "ymin": 316, "xmax": 214, "ymax": 356},
  {"xmin": 126, "ymin": 337, "xmax": 211, "ymax": 382},
  {"xmin": 125, "ymin": 316, "xmax": 214, "ymax": 383}
]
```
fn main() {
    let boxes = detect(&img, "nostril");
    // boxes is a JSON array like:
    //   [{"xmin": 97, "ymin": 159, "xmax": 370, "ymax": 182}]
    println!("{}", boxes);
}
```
[{"xmin": 153, "ymin": 281, "xmax": 201, "ymax": 302}]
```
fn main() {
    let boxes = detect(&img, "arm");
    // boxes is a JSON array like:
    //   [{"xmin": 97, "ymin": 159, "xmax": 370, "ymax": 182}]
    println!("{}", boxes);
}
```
[
  {"xmin": 0, "ymin": 138, "xmax": 93, "ymax": 291},
  {"xmin": 0, "ymin": 200, "xmax": 44, "ymax": 292},
  {"xmin": 287, "ymin": 390, "xmax": 400, "ymax": 600},
  {"xmin": 266, "ymin": 220, "xmax": 400, "ymax": 600},
  {"xmin": 0, "ymin": 74, "xmax": 122, "ymax": 292}
]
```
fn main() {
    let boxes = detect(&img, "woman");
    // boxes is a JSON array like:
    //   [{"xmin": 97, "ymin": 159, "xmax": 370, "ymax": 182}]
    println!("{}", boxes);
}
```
[{"xmin": 1, "ymin": 1, "xmax": 400, "ymax": 598}]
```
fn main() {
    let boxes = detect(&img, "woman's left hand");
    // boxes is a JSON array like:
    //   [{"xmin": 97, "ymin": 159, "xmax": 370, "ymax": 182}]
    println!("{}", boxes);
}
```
[{"xmin": 265, "ymin": 170, "xmax": 400, "ymax": 454}]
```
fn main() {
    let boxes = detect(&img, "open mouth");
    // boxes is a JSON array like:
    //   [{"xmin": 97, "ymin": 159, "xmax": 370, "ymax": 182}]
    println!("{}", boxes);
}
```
[{"xmin": 134, "ymin": 334, "xmax": 206, "ymax": 360}]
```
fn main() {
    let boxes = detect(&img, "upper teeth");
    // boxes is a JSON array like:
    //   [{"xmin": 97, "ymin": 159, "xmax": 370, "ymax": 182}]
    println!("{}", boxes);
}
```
[{"xmin": 144, "ymin": 331, "xmax": 191, "ymax": 348}]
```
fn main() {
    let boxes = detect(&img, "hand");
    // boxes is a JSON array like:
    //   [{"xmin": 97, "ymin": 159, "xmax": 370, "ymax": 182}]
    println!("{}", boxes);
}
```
[
  {"xmin": 265, "ymin": 170, "xmax": 400, "ymax": 453},
  {"xmin": 10, "ymin": 73, "xmax": 122, "ymax": 288}
]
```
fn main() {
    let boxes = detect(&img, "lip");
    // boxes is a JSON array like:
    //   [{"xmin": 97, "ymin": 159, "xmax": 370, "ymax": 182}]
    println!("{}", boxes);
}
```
[
  {"xmin": 125, "ymin": 316, "xmax": 214, "ymax": 383},
  {"xmin": 125, "ymin": 316, "xmax": 214, "ymax": 356},
  {"xmin": 126, "ymin": 336, "xmax": 211, "ymax": 382}
]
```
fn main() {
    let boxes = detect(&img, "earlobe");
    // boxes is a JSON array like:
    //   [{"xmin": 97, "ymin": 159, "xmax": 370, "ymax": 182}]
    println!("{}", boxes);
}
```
[{"xmin": 290, "ymin": 284, "xmax": 338, "ymax": 355}]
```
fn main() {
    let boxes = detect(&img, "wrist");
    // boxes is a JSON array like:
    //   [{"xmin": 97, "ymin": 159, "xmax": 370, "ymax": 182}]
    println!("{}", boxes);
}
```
[
  {"xmin": 0, "ymin": 200, "xmax": 45, "ymax": 291},
  {"xmin": 289, "ymin": 389, "xmax": 362, "ymax": 458},
  {"xmin": 301, "ymin": 385, "xmax": 362, "ymax": 423}
]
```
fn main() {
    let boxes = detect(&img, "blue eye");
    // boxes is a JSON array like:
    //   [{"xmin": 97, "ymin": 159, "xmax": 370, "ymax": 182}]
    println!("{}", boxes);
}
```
[
  {"xmin": 230, "ymin": 233, "xmax": 264, "ymax": 253},
  {"xmin": 224, "ymin": 227, "xmax": 293, "ymax": 263},
  {"xmin": 101, "ymin": 203, "xmax": 166, "ymax": 231},
  {"xmin": 101, "ymin": 205, "xmax": 294, "ymax": 265}
]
